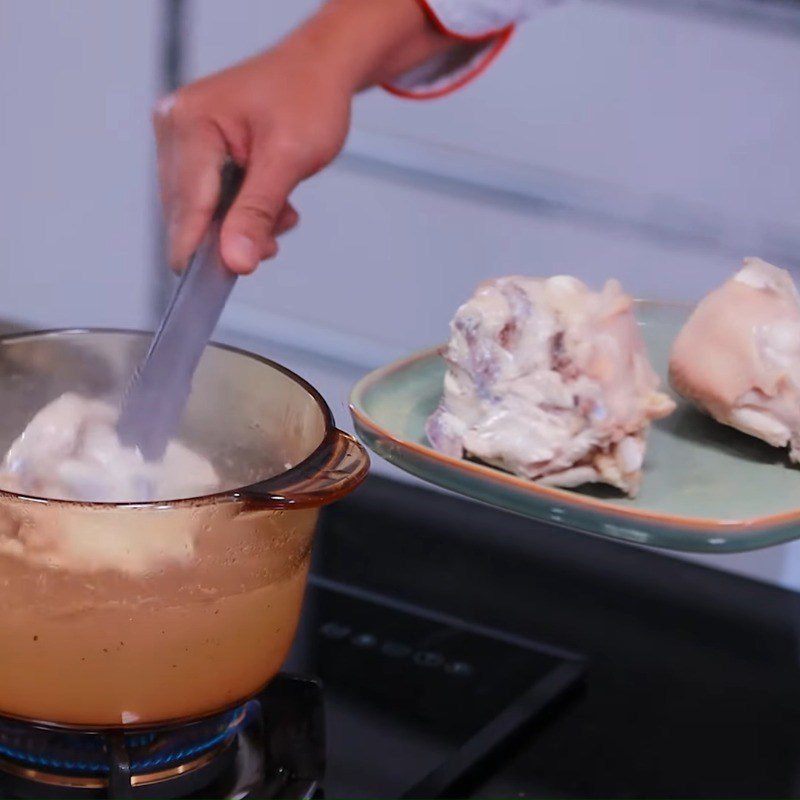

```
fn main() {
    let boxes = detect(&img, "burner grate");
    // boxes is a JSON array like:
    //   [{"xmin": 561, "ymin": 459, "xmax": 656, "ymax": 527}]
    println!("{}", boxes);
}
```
[{"xmin": 0, "ymin": 675, "xmax": 324, "ymax": 799}]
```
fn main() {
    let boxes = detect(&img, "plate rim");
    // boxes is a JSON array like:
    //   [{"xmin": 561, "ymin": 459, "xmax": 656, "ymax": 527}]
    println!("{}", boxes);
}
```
[{"xmin": 349, "ymin": 339, "xmax": 800, "ymax": 536}]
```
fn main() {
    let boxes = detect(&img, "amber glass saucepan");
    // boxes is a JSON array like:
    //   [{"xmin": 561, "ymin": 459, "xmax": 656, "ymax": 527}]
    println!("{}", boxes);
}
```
[{"xmin": 0, "ymin": 329, "xmax": 369, "ymax": 728}]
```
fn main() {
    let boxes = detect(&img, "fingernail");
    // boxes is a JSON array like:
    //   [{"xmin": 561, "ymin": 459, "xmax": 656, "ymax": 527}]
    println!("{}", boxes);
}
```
[{"xmin": 226, "ymin": 234, "xmax": 259, "ymax": 272}]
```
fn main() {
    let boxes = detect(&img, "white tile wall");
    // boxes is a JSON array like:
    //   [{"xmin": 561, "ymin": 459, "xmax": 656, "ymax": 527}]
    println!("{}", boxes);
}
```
[
  {"xmin": 0, "ymin": 0, "xmax": 159, "ymax": 329},
  {"xmin": 356, "ymin": 0, "xmax": 800, "ymax": 229}
]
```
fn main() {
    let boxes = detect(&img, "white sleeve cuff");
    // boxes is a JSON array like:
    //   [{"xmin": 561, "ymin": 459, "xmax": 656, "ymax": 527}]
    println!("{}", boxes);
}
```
[
  {"xmin": 418, "ymin": 0, "xmax": 542, "ymax": 39},
  {"xmin": 383, "ymin": 0, "xmax": 560, "ymax": 100}
]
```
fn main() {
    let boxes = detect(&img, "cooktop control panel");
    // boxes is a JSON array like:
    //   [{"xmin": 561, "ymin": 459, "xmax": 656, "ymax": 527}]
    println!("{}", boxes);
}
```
[{"xmin": 286, "ymin": 576, "xmax": 584, "ymax": 799}]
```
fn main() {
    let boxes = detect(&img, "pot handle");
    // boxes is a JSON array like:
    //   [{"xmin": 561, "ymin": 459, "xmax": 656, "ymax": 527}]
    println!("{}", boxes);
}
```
[{"xmin": 239, "ymin": 429, "xmax": 370, "ymax": 509}]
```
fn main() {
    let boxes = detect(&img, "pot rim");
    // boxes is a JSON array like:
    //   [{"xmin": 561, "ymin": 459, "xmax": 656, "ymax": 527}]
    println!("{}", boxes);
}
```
[{"xmin": 0, "ymin": 327, "xmax": 345, "ymax": 510}]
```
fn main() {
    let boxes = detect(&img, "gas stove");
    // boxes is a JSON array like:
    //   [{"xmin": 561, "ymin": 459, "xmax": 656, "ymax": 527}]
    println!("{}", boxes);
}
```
[
  {"xmin": 0, "ymin": 576, "xmax": 582, "ymax": 799},
  {"xmin": 0, "ymin": 675, "xmax": 323, "ymax": 799}
]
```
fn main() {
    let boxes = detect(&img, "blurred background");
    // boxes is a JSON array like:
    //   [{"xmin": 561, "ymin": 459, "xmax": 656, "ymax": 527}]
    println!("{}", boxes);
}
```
[{"xmin": 1, "ymin": 0, "xmax": 799, "ymax": 585}]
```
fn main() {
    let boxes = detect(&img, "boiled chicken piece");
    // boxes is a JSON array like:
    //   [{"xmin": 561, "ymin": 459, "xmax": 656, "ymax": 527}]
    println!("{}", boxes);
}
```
[
  {"xmin": 426, "ymin": 275, "xmax": 675, "ymax": 496},
  {"xmin": 669, "ymin": 257, "xmax": 800, "ymax": 460},
  {"xmin": 0, "ymin": 392, "xmax": 219, "ymax": 502}
]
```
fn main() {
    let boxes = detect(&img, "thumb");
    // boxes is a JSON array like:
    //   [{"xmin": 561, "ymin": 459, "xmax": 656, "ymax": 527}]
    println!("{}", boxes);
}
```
[{"xmin": 220, "ymin": 144, "xmax": 300, "ymax": 274}]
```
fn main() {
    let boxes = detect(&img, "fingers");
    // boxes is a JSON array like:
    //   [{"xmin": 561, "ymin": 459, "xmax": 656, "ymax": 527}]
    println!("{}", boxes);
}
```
[
  {"xmin": 155, "ymin": 94, "xmax": 302, "ymax": 275},
  {"xmin": 168, "ymin": 137, "xmax": 225, "ymax": 271},
  {"xmin": 154, "ymin": 95, "xmax": 226, "ymax": 271},
  {"xmin": 220, "ymin": 139, "xmax": 302, "ymax": 274},
  {"xmin": 274, "ymin": 203, "xmax": 300, "ymax": 237}
]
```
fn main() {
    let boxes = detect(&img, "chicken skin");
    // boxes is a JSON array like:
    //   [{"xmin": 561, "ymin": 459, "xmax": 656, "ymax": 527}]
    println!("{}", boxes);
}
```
[
  {"xmin": 669, "ymin": 257, "xmax": 800, "ymax": 461},
  {"xmin": 426, "ymin": 275, "xmax": 674, "ymax": 495}
]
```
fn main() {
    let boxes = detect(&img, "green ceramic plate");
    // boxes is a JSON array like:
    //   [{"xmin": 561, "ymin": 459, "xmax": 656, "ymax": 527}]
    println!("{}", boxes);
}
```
[{"xmin": 350, "ymin": 302, "xmax": 800, "ymax": 553}]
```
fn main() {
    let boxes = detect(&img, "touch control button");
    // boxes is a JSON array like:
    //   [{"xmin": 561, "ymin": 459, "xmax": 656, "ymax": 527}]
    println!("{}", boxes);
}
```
[
  {"xmin": 320, "ymin": 622, "xmax": 351, "ymax": 639},
  {"xmin": 445, "ymin": 660, "xmax": 474, "ymax": 677},
  {"xmin": 381, "ymin": 641, "xmax": 412, "ymax": 658},
  {"xmin": 413, "ymin": 651, "xmax": 445, "ymax": 668},
  {"xmin": 351, "ymin": 633, "xmax": 378, "ymax": 649}
]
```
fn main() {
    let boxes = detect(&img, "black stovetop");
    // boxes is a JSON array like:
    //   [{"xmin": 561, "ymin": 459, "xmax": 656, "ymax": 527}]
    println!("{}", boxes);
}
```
[{"xmin": 311, "ymin": 475, "xmax": 800, "ymax": 799}]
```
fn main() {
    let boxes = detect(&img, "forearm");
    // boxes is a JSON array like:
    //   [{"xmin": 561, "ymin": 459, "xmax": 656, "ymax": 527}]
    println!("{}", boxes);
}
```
[{"xmin": 278, "ymin": 0, "xmax": 455, "ymax": 92}]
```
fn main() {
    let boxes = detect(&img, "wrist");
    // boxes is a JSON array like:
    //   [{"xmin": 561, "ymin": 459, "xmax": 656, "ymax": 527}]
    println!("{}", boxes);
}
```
[{"xmin": 286, "ymin": 0, "xmax": 452, "ymax": 93}]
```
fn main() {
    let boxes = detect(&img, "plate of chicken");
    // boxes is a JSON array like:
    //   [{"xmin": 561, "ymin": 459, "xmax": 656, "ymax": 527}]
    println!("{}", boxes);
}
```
[{"xmin": 350, "ymin": 258, "xmax": 800, "ymax": 553}]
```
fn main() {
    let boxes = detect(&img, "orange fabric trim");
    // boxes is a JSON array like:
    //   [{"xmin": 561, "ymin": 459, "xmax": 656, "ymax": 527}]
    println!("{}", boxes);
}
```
[{"xmin": 381, "ymin": 25, "xmax": 514, "ymax": 101}]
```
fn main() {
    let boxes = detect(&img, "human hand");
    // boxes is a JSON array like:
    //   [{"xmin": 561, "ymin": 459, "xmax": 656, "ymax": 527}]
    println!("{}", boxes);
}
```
[{"xmin": 155, "ymin": 0, "xmax": 451, "ymax": 274}]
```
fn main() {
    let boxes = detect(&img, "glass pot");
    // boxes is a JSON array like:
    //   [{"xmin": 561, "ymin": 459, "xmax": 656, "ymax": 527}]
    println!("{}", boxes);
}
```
[{"xmin": 0, "ymin": 330, "xmax": 369, "ymax": 727}]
